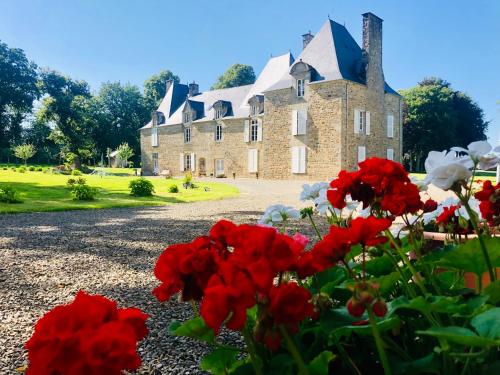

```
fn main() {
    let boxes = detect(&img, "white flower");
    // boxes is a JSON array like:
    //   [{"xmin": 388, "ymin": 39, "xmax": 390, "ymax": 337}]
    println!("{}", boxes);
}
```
[
  {"xmin": 410, "ymin": 176, "xmax": 429, "ymax": 192},
  {"xmin": 314, "ymin": 188, "xmax": 333, "ymax": 215},
  {"xmin": 258, "ymin": 204, "xmax": 300, "ymax": 226},
  {"xmin": 424, "ymin": 150, "xmax": 473, "ymax": 190},
  {"xmin": 452, "ymin": 141, "xmax": 500, "ymax": 170},
  {"xmin": 300, "ymin": 182, "xmax": 329, "ymax": 201}
]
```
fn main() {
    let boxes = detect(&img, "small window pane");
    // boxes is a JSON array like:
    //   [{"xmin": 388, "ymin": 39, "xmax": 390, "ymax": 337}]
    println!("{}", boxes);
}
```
[{"xmin": 250, "ymin": 119, "xmax": 258, "ymax": 142}]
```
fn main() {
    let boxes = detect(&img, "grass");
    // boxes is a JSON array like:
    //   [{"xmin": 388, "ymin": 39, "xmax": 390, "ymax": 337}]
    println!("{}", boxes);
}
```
[
  {"xmin": 0, "ymin": 169, "xmax": 239, "ymax": 214},
  {"xmin": 411, "ymin": 171, "xmax": 497, "ymax": 182}
]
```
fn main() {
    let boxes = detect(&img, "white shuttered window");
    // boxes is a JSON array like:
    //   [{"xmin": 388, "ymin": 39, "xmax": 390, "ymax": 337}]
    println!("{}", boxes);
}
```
[
  {"xmin": 190, "ymin": 153, "xmax": 196, "ymax": 172},
  {"xmin": 387, "ymin": 114, "xmax": 394, "ymax": 138},
  {"xmin": 257, "ymin": 119, "xmax": 263, "ymax": 141},
  {"xmin": 244, "ymin": 120, "xmax": 250, "ymax": 142},
  {"xmin": 291, "ymin": 109, "xmax": 307, "ymax": 135},
  {"xmin": 357, "ymin": 146, "xmax": 366, "ymax": 163},
  {"xmin": 151, "ymin": 127, "xmax": 158, "ymax": 147},
  {"xmin": 179, "ymin": 153, "xmax": 184, "ymax": 171},
  {"xmin": 291, "ymin": 146, "xmax": 306, "ymax": 174},
  {"xmin": 248, "ymin": 149, "xmax": 258, "ymax": 173},
  {"xmin": 386, "ymin": 148, "xmax": 394, "ymax": 161},
  {"xmin": 354, "ymin": 110, "xmax": 370, "ymax": 135}
]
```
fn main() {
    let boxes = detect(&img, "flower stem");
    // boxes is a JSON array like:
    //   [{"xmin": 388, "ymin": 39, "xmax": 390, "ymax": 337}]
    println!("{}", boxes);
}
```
[
  {"xmin": 307, "ymin": 212, "xmax": 323, "ymax": 240},
  {"xmin": 279, "ymin": 326, "xmax": 309, "ymax": 375},
  {"xmin": 242, "ymin": 327, "xmax": 263, "ymax": 375},
  {"xmin": 368, "ymin": 307, "xmax": 392, "ymax": 375}
]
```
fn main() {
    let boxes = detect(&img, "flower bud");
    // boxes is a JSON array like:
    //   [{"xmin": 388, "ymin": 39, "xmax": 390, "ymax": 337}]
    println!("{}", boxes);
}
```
[
  {"xmin": 347, "ymin": 298, "xmax": 366, "ymax": 317},
  {"xmin": 423, "ymin": 199, "xmax": 438, "ymax": 213},
  {"xmin": 372, "ymin": 299, "xmax": 388, "ymax": 317}
]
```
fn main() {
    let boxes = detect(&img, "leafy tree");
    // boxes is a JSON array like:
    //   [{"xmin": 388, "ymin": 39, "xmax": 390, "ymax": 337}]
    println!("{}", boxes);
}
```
[
  {"xmin": 143, "ymin": 70, "xmax": 180, "ymax": 110},
  {"xmin": 211, "ymin": 64, "xmax": 255, "ymax": 90},
  {"xmin": 0, "ymin": 40, "xmax": 39, "ymax": 154},
  {"xmin": 116, "ymin": 142, "xmax": 134, "ymax": 167},
  {"xmin": 24, "ymin": 116, "xmax": 60, "ymax": 164},
  {"xmin": 12, "ymin": 144, "xmax": 36, "ymax": 165},
  {"xmin": 400, "ymin": 77, "xmax": 488, "ymax": 172}
]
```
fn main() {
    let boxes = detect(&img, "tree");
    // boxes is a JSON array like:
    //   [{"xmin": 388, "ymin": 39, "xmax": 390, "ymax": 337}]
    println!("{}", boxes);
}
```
[
  {"xmin": 24, "ymin": 116, "xmax": 60, "ymax": 164},
  {"xmin": 116, "ymin": 142, "xmax": 134, "ymax": 167},
  {"xmin": 143, "ymin": 70, "xmax": 180, "ymax": 110},
  {"xmin": 211, "ymin": 64, "xmax": 256, "ymax": 90},
  {"xmin": 12, "ymin": 144, "xmax": 36, "ymax": 165},
  {"xmin": 400, "ymin": 77, "xmax": 488, "ymax": 172},
  {"xmin": 0, "ymin": 40, "xmax": 39, "ymax": 155}
]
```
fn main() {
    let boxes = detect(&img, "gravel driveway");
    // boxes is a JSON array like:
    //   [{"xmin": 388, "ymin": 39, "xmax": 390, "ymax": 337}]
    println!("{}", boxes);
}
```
[{"xmin": 0, "ymin": 178, "xmax": 306, "ymax": 374}]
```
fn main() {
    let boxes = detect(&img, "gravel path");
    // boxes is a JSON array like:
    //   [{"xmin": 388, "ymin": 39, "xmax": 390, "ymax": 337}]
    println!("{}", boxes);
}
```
[{"xmin": 0, "ymin": 178, "xmax": 306, "ymax": 374}]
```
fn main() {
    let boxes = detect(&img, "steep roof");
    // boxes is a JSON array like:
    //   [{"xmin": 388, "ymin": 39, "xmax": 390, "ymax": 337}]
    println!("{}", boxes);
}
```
[{"xmin": 265, "ymin": 20, "xmax": 398, "ymax": 95}]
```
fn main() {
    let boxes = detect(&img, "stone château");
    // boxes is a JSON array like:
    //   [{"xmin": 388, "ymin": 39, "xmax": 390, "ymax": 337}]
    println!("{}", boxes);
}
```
[{"xmin": 140, "ymin": 12, "xmax": 402, "ymax": 180}]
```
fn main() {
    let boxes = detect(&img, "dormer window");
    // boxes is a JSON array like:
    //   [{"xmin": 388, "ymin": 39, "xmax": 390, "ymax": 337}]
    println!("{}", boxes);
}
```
[
  {"xmin": 251, "ymin": 104, "xmax": 258, "ymax": 116},
  {"xmin": 157, "ymin": 112, "xmax": 166, "ymax": 125},
  {"xmin": 297, "ymin": 79, "xmax": 305, "ymax": 97},
  {"xmin": 215, "ymin": 108, "xmax": 224, "ymax": 120},
  {"xmin": 248, "ymin": 95, "xmax": 264, "ymax": 117},
  {"xmin": 183, "ymin": 112, "xmax": 191, "ymax": 124},
  {"xmin": 213, "ymin": 100, "xmax": 231, "ymax": 120}
]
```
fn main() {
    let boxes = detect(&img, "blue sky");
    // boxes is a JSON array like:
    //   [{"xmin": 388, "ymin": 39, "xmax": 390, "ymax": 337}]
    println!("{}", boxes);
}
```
[{"xmin": 1, "ymin": 0, "xmax": 499, "ymax": 141}]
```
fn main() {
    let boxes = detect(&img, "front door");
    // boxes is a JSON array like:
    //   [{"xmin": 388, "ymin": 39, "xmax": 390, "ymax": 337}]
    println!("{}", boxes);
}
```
[
  {"xmin": 215, "ymin": 159, "xmax": 224, "ymax": 176},
  {"xmin": 199, "ymin": 158, "xmax": 206, "ymax": 176}
]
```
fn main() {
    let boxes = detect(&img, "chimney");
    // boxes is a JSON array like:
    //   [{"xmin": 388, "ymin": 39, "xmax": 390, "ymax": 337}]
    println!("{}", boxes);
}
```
[
  {"xmin": 302, "ymin": 31, "xmax": 314, "ymax": 49},
  {"xmin": 362, "ymin": 12, "xmax": 384, "ymax": 93},
  {"xmin": 188, "ymin": 81, "xmax": 199, "ymax": 97},
  {"xmin": 165, "ymin": 79, "xmax": 173, "ymax": 93}
]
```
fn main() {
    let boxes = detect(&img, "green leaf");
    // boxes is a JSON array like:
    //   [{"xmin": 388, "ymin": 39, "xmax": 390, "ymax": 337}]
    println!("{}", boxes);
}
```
[
  {"xmin": 483, "ymin": 281, "xmax": 500, "ymax": 304},
  {"xmin": 393, "ymin": 353, "xmax": 441, "ymax": 375},
  {"xmin": 471, "ymin": 308, "xmax": 500, "ymax": 340},
  {"xmin": 437, "ymin": 237, "xmax": 500, "ymax": 276},
  {"xmin": 170, "ymin": 316, "xmax": 214, "ymax": 343},
  {"xmin": 417, "ymin": 326, "xmax": 500, "ymax": 347},
  {"xmin": 390, "ymin": 295, "xmax": 467, "ymax": 316},
  {"xmin": 200, "ymin": 347, "xmax": 238, "ymax": 375},
  {"xmin": 372, "ymin": 271, "xmax": 401, "ymax": 296},
  {"xmin": 269, "ymin": 354, "xmax": 294, "ymax": 374},
  {"xmin": 307, "ymin": 351, "xmax": 335, "ymax": 375},
  {"xmin": 314, "ymin": 266, "xmax": 347, "ymax": 295},
  {"xmin": 363, "ymin": 255, "xmax": 396, "ymax": 276}
]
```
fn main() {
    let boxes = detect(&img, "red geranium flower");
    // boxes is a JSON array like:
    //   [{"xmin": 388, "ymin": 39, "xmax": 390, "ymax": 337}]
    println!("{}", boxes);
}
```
[
  {"xmin": 436, "ymin": 205, "xmax": 460, "ymax": 225},
  {"xmin": 25, "ymin": 291, "xmax": 148, "ymax": 375},
  {"xmin": 423, "ymin": 199, "xmax": 438, "ymax": 213},
  {"xmin": 349, "ymin": 216, "xmax": 392, "ymax": 247},
  {"xmin": 474, "ymin": 180, "xmax": 500, "ymax": 225}
]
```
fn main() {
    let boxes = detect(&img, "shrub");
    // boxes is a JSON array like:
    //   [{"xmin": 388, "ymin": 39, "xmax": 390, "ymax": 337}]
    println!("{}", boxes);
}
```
[
  {"xmin": 70, "ymin": 184, "xmax": 98, "ymax": 201},
  {"xmin": 2, "ymin": 167, "xmax": 7, "ymax": 170},
  {"xmin": 168, "ymin": 184, "xmax": 179, "ymax": 193},
  {"xmin": 183, "ymin": 172, "xmax": 193, "ymax": 184},
  {"xmin": 28, "ymin": 166, "xmax": 35, "ymax": 171},
  {"xmin": 18, "ymin": 166, "xmax": 26, "ymax": 173},
  {"xmin": 129, "ymin": 178, "xmax": 154, "ymax": 197},
  {"xmin": 0, "ymin": 186, "xmax": 23, "ymax": 203},
  {"xmin": 11, "ymin": 167, "xmax": 16, "ymax": 172},
  {"xmin": 67, "ymin": 177, "xmax": 87, "ymax": 188},
  {"xmin": 36, "ymin": 167, "xmax": 43, "ymax": 171},
  {"xmin": 71, "ymin": 169, "xmax": 82, "ymax": 176}
]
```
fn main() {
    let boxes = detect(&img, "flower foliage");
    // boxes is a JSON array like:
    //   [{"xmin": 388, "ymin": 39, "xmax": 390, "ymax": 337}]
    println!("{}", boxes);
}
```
[{"xmin": 25, "ymin": 291, "xmax": 148, "ymax": 375}]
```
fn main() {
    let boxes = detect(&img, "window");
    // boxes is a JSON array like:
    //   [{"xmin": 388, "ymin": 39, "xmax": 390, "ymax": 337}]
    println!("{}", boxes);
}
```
[
  {"xmin": 291, "ymin": 146, "xmax": 306, "ymax": 174},
  {"xmin": 248, "ymin": 149, "xmax": 258, "ymax": 173},
  {"xmin": 183, "ymin": 112, "xmax": 191, "ymax": 123},
  {"xmin": 215, "ymin": 124, "xmax": 223, "ymax": 141},
  {"xmin": 387, "ymin": 114, "xmax": 394, "ymax": 138},
  {"xmin": 354, "ymin": 109, "xmax": 370, "ymax": 135},
  {"xmin": 357, "ymin": 146, "xmax": 366, "ymax": 163},
  {"xmin": 215, "ymin": 159, "xmax": 224, "ymax": 175},
  {"xmin": 251, "ymin": 104, "xmax": 259, "ymax": 116},
  {"xmin": 292, "ymin": 109, "xmax": 307, "ymax": 135},
  {"xmin": 297, "ymin": 79, "xmax": 305, "ymax": 97},
  {"xmin": 250, "ymin": 119, "xmax": 259, "ymax": 142},
  {"xmin": 184, "ymin": 127, "xmax": 191, "ymax": 143},
  {"xmin": 157, "ymin": 112, "xmax": 165, "ymax": 125},
  {"xmin": 215, "ymin": 108, "xmax": 224, "ymax": 120},
  {"xmin": 152, "ymin": 153, "xmax": 159, "ymax": 173},
  {"xmin": 184, "ymin": 153, "xmax": 191, "ymax": 171},
  {"xmin": 386, "ymin": 148, "xmax": 394, "ymax": 161},
  {"xmin": 151, "ymin": 127, "xmax": 158, "ymax": 147}
]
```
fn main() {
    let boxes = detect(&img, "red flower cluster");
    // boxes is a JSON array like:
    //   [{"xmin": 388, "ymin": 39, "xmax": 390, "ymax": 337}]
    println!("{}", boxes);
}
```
[
  {"xmin": 346, "ymin": 282, "xmax": 387, "ymax": 318},
  {"xmin": 153, "ymin": 221, "xmax": 316, "ymax": 344},
  {"xmin": 25, "ymin": 291, "xmax": 148, "ymax": 375},
  {"xmin": 423, "ymin": 199, "xmax": 438, "ymax": 213},
  {"xmin": 308, "ymin": 217, "xmax": 392, "ymax": 270},
  {"xmin": 475, "ymin": 180, "xmax": 500, "ymax": 226},
  {"xmin": 327, "ymin": 157, "xmax": 423, "ymax": 216},
  {"xmin": 436, "ymin": 205, "xmax": 460, "ymax": 225}
]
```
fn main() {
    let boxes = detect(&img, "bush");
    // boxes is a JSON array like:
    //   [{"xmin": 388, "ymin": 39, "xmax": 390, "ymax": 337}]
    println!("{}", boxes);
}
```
[
  {"xmin": 0, "ymin": 186, "xmax": 23, "ymax": 203},
  {"xmin": 70, "ymin": 184, "xmax": 98, "ymax": 201},
  {"xmin": 67, "ymin": 177, "xmax": 87, "ymax": 188},
  {"xmin": 183, "ymin": 172, "xmax": 193, "ymax": 185},
  {"xmin": 18, "ymin": 166, "xmax": 26, "ymax": 173},
  {"xmin": 36, "ymin": 167, "xmax": 43, "ymax": 171},
  {"xmin": 11, "ymin": 167, "xmax": 16, "ymax": 172},
  {"xmin": 168, "ymin": 184, "xmax": 179, "ymax": 193},
  {"xmin": 71, "ymin": 169, "xmax": 82, "ymax": 176},
  {"xmin": 2, "ymin": 167, "xmax": 7, "ymax": 170},
  {"xmin": 129, "ymin": 178, "xmax": 154, "ymax": 196},
  {"xmin": 28, "ymin": 166, "xmax": 35, "ymax": 171}
]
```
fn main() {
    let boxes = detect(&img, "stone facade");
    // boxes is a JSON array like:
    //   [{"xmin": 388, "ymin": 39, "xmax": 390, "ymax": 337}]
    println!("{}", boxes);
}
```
[{"xmin": 140, "ymin": 13, "xmax": 402, "ymax": 180}]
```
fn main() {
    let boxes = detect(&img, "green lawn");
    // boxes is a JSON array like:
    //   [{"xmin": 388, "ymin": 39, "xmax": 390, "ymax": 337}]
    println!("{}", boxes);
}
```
[{"xmin": 0, "ymin": 169, "xmax": 239, "ymax": 214}]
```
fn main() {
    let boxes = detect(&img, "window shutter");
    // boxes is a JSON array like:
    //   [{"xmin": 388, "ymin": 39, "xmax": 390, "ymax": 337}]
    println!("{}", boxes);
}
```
[
  {"xmin": 354, "ymin": 109, "xmax": 360, "ymax": 134},
  {"xmin": 357, "ymin": 146, "xmax": 366, "ymax": 163},
  {"xmin": 191, "ymin": 153, "xmax": 196, "ymax": 172},
  {"xmin": 244, "ymin": 120, "xmax": 250, "ymax": 142},
  {"xmin": 386, "ymin": 148, "xmax": 394, "ymax": 161},
  {"xmin": 257, "ymin": 119, "xmax": 263, "ymax": 142},
  {"xmin": 297, "ymin": 109, "xmax": 307, "ymax": 135},
  {"xmin": 291, "ymin": 110, "xmax": 298, "ymax": 135},
  {"xmin": 248, "ymin": 149, "xmax": 258, "ymax": 172},
  {"xmin": 151, "ymin": 128, "xmax": 158, "ymax": 147},
  {"xmin": 299, "ymin": 146, "xmax": 306, "ymax": 173},
  {"xmin": 387, "ymin": 114, "xmax": 394, "ymax": 138},
  {"xmin": 179, "ymin": 153, "xmax": 184, "ymax": 172},
  {"xmin": 291, "ymin": 147, "xmax": 299, "ymax": 173},
  {"xmin": 365, "ymin": 111, "xmax": 371, "ymax": 135}
]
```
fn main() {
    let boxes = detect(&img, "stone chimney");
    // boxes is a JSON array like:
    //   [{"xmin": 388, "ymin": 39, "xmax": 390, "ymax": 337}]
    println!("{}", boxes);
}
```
[
  {"xmin": 188, "ymin": 81, "xmax": 199, "ymax": 97},
  {"xmin": 302, "ymin": 31, "xmax": 314, "ymax": 49},
  {"xmin": 165, "ymin": 79, "xmax": 173, "ymax": 93},
  {"xmin": 362, "ymin": 12, "xmax": 384, "ymax": 93}
]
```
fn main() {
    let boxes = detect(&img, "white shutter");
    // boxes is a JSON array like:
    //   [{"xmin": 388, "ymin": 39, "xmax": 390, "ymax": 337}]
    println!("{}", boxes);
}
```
[
  {"xmin": 299, "ymin": 146, "xmax": 306, "ymax": 173},
  {"xmin": 357, "ymin": 146, "xmax": 366, "ymax": 163},
  {"xmin": 151, "ymin": 128, "xmax": 158, "ymax": 147},
  {"xmin": 291, "ymin": 110, "xmax": 298, "ymax": 135},
  {"xmin": 354, "ymin": 109, "xmax": 360, "ymax": 134},
  {"xmin": 365, "ymin": 111, "xmax": 371, "ymax": 135},
  {"xmin": 179, "ymin": 153, "xmax": 184, "ymax": 172},
  {"xmin": 191, "ymin": 153, "xmax": 196, "ymax": 172},
  {"xmin": 291, "ymin": 147, "xmax": 299, "ymax": 173},
  {"xmin": 386, "ymin": 148, "xmax": 394, "ymax": 161},
  {"xmin": 248, "ymin": 149, "xmax": 258, "ymax": 172},
  {"xmin": 244, "ymin": 120, "xmax": 250, "ymax": 142},
  {"xmin": 297, "ymin": 109, "xmax": 307, "ymax": 135},
  {"xmin": 387, "ymin": 114, "xmax": 394, "ymax": 138},
  {"xmin": 257, "ymin": 119, "xmax": 263, "ymax": 142}
]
